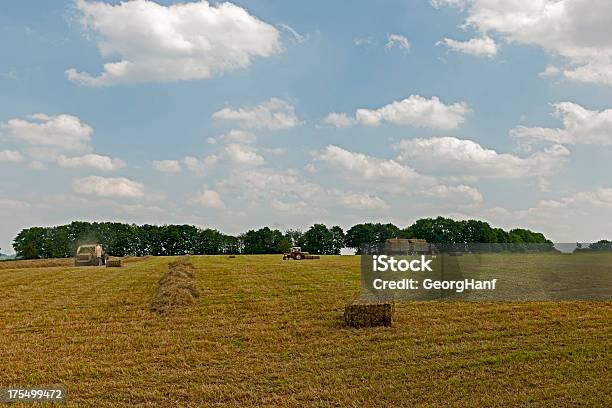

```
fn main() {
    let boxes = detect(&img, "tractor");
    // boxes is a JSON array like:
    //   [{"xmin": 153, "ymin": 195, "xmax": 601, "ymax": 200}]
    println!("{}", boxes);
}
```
[
  {"xmin": 75, "ymin": 244, "xmax": 107, "ymax": 266},
  {"xmin": 282, "ymin": 247, "xmax": 320, "ymax": 260}
]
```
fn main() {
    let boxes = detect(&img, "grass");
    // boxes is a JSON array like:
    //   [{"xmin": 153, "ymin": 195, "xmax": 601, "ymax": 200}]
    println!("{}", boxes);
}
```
[{"xmin": 0, "ymin": 254, "xmax": 610, "ymax": 407}]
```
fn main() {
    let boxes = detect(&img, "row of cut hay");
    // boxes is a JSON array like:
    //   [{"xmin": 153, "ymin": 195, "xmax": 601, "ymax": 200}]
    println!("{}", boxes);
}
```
[
  {"xmin": 0, "ymin": 258, "xmax": 73, "ymax": 270},
  {"xmin": 149, "ymin": 256, "xmax": 199, "ymax": 313}
]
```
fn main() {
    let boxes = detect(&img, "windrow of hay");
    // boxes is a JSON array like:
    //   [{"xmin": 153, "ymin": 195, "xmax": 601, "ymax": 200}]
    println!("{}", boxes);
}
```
[
  {"xmin": 0, "ymin": 258, "xmax": 73, "ymax": 270},
  {"xmin": 149, "ymin": 256, "xmax": 199, "ymax": 313}
]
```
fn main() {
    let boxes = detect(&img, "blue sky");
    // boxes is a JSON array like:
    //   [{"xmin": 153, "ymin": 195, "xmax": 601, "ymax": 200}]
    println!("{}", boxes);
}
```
[{"xmin": 1, "ymin": 0, "xmax": 612, "ymax": 253}]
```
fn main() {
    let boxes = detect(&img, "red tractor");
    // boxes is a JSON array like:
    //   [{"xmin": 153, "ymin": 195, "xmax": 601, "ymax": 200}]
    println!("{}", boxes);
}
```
[{"xmin": 282, "ymin": 247, "xmax": 320, "ymax": 260}]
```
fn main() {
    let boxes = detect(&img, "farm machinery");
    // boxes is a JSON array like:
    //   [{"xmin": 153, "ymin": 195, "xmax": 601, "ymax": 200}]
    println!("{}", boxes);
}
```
[
  {"xmin": 282, "ymin": 247, "xmax": 320, "ymax": 260},
  {"xmin": 74, "ymin": 244, "xmax": 107, "ymax": 266}
]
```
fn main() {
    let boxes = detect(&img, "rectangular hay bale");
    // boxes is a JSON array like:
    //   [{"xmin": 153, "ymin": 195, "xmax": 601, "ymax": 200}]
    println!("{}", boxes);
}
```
[
  {"xmin": 106, "ymin": 259, "xmax": 122, "ymax": 267},
  {"xmin": 344, "ymin": 298, "xmax": 394, "ymax": 328}
]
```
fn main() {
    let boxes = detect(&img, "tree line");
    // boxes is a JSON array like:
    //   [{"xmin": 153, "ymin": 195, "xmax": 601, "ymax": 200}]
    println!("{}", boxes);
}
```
[{"xmin": 11, "ymin": 217, "xmax": 554, "ymax": 259}]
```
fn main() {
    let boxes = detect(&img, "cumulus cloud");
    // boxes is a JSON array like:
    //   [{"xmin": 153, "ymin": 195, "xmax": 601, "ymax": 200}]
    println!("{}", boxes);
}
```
[
  {"xmin": 57, "ymin": 153, "xmax": 125, "ymax": 171},
  {"xmin": 73, "ymin": 176, "xmax": 145, "ymax": 198},
  {"xmin": 340, "ymin": 193, "xmax": 390, "ymax": 210},
  {"xmin": 182, "ymin": 155, "xmax": 218, "ymax": 174},
  {"xmin": 438, "ymin": 36, "xmax": 497, "ymax": 57},
  {"xmin": 479, "ymin": 187, "xmax": 612, "ymax": 241},
  {"xmin": 322, "ymin": 112, "xmax": 355, "ymax": 128},
  {"xmin": 67, "ymin": 0, "xmax": 281, "ymax": 86},
  {"xmin": 152, "ymin": 160, "xmax": 181, "ymax": 173},
  {"xmin": 223, "ymin": 144, "xmax": 264, "ymax": 166},
  {"xmin": 207, "ymin": 129, "xmax": 257, "ymax": 145},
  {"xmin": 510, "ymin": 102, "xmax": 612, "ymax": 145},
  {"xmin": 317, "ymin": 145, "xmax": 421, "ymax": 184},
  {"xmin": 420, "ymin": 184, "xmax": 483, "ymax": 205},
  {"xmin": 212, "ymin": 98, "xmax": 299, "ymax": 130},
  {"xmin": 396, "ymin": 136, "xmax": 569, "ymax": 180},
  {"xmin": 1, "ymin": 113, "xmax": 92, "ymax": 152},
  {"xmin": 324, "ymin": 95, "xmax": 470, "ymax": 129},
  {"xmin": 0, "ymin": 150, "xmax": 24, "ymax": 163},
  {"xmin": 434, "ymin": 0, "xmax": 612, "ymax": 86},
  {"xmin": 385, "ymin": 34, "xmax": 411, "ymax": 52},
  {"xmin": 270, "ymin": 199, "xmax": 309, "ymax": 214},
  {"xmin": 539, "ymin": 65, "xmax": 561, "ymax": 78},
  {"xmin": 190, "ymin": 188, "xmax": 225, "ymax": 209}
]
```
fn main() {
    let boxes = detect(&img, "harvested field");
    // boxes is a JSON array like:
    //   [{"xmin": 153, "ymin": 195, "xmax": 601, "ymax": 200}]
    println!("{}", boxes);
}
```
[{"xmin": 0, "ymin": 254, "xmax": 610, "ymax": 407}]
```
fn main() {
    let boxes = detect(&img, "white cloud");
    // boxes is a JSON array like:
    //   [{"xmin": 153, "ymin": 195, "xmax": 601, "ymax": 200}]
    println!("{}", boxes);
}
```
[
  {"xmin": 73, "ymin": 176, "xmax": 145, "ymax": 198},
  {"xmin": 152, "ymin": 160, "xmax": 181, "ymax": 173},
  {"xmin": 396, "ymin": 136, "xmax": 569, "ymax": 180},
  {"xmin": 1, "ymin": 114, "xmax": 92, "ymax": 152},
  {"xmin": 438, "ymin": 36, "xmax": 497, "ymax": 57},
  {"xmin": 385, "ymin": 34, "xmax": 411, "ymax": 52},
  {"xmin": 67, "ymin": 0, "xmax": 281, "ymax": 86},
  {"xmin": 430, "ymin": 0, "xmax": 469, "ymax": 8},
  {"xmin": 28, "ymin": 161, "xmax": 47, "ymax": 171},
  {"xmin": 420, "ymin": 184, "xmax": 483, "ymax": 205},
  {"xmin": 0, "ymin": 150, "xmax": 24, "ymax": 163},
  {"xmin": 223, "ymin": 143, "xmax": 264, "ymax": 166},
  {"xmin": 354, "ymin": 37, "xmax": 374, "ymax": 46},
  {"xmin": 190, "ymin": 188, "xmax": 225, "ymax": 209},
  {"xmin": 322, "ymin": 112, "xmax": 355, "ymax": 128},
  {"xmin": 538, "ymin": 188, "xmax": 612, "ymax": 210},
  {"xmin": 480, "ymin": 188, "xmax": 612, "ymax": 242},
  {"xmin": 277, "ymin": 23, "xmax": 307, "ymax": 44},
  {"xmin": 434, "ymin": 0, "xmax": 612, "ymax": 86},
  {"xmin": 182, "ymin": 155, "xmax": 218, "ymax": 174},
  {"xmin": 510, "ymin": 102, "xmax": 612, "ymax": 145},
  {"xmin": 208, "ymin": 129, "xmax": 257, "ymax": 145},
  {"xmin": 325, "ymin": 95, "xmax": 470, "ymax": 129},
  {"xmin": 317, "ymin": 145, "xmax": 421, "ymax": 183},
  {"xmin": 340, "ymin": 193, "xmax": 390, "ymax": 210},
  {"xmin": 262, "ymin": 147, "xmax": 286, "ymax": 155},
  {"xmin": 270, "ymin": 199, "xmax": 309, "ymax": 214},
  {"xmin": 212, "ymin": 98, "xmax": 299, "ymax": 130},
  {"xmin": 539, "ymin": 65, "xmax": 561, "ymax": 78},
  {"xmin": 57, "ymin": 153, "xmax": 125, "ymax": 171}
]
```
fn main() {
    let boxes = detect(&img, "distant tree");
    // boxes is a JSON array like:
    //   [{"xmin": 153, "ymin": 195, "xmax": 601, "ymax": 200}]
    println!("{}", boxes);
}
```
[
  {"xmin": 302, "ymin": 224, "xmax": 334, "ymax": 254},
  {"xmin": 330, "ymin": 226, "xmax": 345, "ymax": 255},
  {"xmin": 241, "ymin": 227, "xmax": 284, "ymax": 254},
  {"xmin": 284, "ymin": 229, "xmax": 303, "ymax": 246},
  {"xmin": 346, "ymin": 223, "xmax": 401, "ymax": 252},
  {"xmin": 13, "ymin": 227, "xmax": 47, "ymax": 259},
  {"xmin": 589, "ymin": 240, "xmax": 612, "ymax": 251}
]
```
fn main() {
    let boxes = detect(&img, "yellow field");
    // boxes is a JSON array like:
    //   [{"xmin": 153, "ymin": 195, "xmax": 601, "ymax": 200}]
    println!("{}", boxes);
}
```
[{"xmin": 0, "ymin": 255, "xmax": 610, "ymax": 407}]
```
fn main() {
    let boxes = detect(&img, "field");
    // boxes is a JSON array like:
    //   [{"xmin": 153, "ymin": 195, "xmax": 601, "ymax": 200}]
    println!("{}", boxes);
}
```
[{"xmin": 0, "ymin": 255, "xmax": 610, "ymax": 407}]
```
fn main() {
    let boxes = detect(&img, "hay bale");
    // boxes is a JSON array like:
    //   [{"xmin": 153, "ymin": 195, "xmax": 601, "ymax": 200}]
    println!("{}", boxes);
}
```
[
  {"xmin": 344, "ymin": 298, "xmax": 394, "ymax": 328},
  {"xmin": 228, "ymin": 255, "xmax": 236, "ymax": 259},
  {"xmin": 106, "ymin": 259, "xmax": 122, "ymax": 267}
]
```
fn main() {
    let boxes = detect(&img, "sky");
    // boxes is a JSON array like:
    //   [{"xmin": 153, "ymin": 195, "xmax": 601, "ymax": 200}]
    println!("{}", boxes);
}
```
[{"xmin": 1, "ymin": 0, "xmax": 612, "ymax": 253}]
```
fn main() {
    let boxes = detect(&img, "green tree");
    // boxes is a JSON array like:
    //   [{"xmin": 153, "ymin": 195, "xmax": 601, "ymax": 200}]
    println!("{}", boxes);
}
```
[{"xmin": 302, "ymin": 224, "xmax": 334, "ymax": 254}]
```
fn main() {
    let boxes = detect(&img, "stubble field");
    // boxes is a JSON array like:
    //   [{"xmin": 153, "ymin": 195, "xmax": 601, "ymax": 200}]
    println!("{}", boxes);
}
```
[{"xmin": 0, "ymin": 255, "xmax": 610, "ymax": 407}]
